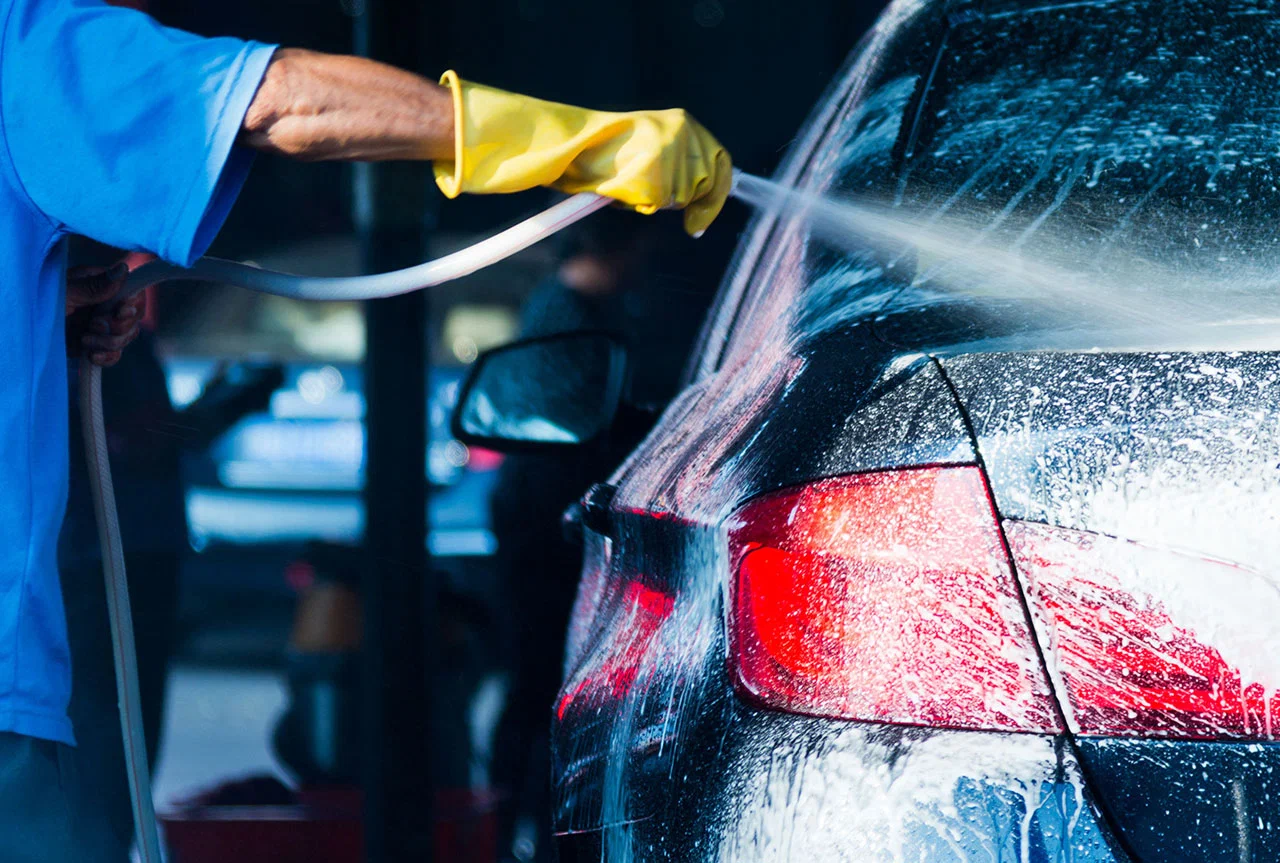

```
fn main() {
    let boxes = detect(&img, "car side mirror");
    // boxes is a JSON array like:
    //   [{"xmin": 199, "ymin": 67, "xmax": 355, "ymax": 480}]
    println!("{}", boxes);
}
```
[{"xmin": 452, "ymin": 331, "xmax": 628, "ymax": 451}]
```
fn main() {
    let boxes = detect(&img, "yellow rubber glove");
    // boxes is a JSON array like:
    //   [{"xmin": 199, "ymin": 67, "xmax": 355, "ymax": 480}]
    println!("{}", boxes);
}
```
[{"xmin": 433, "ymin": 71, "xmax": 732, "ymax": 236}]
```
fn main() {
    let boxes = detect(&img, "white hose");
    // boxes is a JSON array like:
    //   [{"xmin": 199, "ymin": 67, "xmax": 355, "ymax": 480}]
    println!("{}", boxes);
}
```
[
  {"xmin": 121, "ymin": 191, "xmax": 613, "ymax": 300},
  {"xmin": 79, "ymin": 190, "xmax": 611, "ymax": 863}
]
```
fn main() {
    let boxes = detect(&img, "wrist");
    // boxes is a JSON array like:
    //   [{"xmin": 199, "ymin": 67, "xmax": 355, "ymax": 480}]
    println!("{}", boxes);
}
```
[{"xmin": 432, "ymin": 71, "xmax": 467, "ymax": 196}]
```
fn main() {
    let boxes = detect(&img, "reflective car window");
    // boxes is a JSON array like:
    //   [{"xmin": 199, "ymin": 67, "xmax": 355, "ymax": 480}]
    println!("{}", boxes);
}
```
[{"xmin": 723, "ymin": 0, "xmax": 1280, "ymax": 361}]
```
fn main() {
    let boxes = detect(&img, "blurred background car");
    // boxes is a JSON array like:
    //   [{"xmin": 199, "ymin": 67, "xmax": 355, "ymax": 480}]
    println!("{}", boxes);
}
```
[{"xmin": 157, "ymin": 238, "xmax": 531, "ymax": 663}]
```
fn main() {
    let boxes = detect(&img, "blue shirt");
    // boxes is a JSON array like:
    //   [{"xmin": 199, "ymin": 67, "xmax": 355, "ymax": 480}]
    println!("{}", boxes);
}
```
[{"xmin": 0, "ymin": 0, "xmax": 275, "ymax": 744}]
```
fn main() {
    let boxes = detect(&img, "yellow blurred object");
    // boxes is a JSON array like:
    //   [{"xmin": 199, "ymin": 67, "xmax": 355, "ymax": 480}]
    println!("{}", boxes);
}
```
[{"xmin": 434, "ymin": 71, "xmax": 733, "ymax": 236}]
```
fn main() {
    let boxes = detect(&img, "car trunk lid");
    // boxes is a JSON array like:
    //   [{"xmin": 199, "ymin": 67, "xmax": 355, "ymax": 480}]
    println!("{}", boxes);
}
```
[{"xmin": 942, "ymin": 349, "xmax": 1280, "ymax": 861}]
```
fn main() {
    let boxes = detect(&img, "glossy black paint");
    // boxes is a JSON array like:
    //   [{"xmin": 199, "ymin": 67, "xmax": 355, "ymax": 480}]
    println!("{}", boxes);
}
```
[{"xmin": 1078, "ymin": 739, "xmax": 1280, "ymax": 863}]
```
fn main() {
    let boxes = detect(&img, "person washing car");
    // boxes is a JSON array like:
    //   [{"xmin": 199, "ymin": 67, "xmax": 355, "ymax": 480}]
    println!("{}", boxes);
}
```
[{"xmin": 0, "ymin": 0, "xmax": 731, "ymax": 859}]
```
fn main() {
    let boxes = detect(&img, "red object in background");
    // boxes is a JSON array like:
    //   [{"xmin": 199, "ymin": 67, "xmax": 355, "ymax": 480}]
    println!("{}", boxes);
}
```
[
  {"xmin": 162, "ymin": 786, "xmax": 501, "ymax": 863},
  {"xmin": 1009, "ymin": 521, "xmax": 1280, "ymax": 740},
  {"xmin": 728, "ymin": 466, "xmax": 1062, "ymax": 733},
  {"xmin": 283, "ymin": 559, "xmax": 317, "ymax": 593},
  {"xmin": 466, "ymin": 446, "xmax": 505, "ymax": 472}
]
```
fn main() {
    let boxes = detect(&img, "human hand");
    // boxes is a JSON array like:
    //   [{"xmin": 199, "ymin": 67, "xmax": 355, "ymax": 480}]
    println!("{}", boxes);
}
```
[
  {"xmin": 66, "ymin": 258, "xmax": 149, "ymax": 367},
  {"xmin": 433, "ymin": 73, "xmax": 733, "ymax": 236}
]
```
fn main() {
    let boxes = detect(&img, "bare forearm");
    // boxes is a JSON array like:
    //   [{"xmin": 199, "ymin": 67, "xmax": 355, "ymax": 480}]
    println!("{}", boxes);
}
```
[{"xmin": 240, "ymin": 48, "xmax": 455, "ymax": 161}]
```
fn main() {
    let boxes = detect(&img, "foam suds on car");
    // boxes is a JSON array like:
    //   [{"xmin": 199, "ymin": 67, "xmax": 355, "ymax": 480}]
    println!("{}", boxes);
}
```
[{"xmin": 731, "ymin": 171, "xmax": 1280, "ymax": 352}]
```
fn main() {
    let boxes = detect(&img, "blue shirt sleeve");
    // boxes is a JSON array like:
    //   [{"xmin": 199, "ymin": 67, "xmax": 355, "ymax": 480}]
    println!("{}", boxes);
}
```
[{"xmin": 0, "ymin": 0, "xmax": 277, "ymax": 266}]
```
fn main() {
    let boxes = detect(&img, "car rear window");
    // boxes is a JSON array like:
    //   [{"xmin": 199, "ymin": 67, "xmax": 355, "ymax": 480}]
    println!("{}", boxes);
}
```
[{"xmin": 722, "ymin": 0, "xmax": 1280, "ymax": 363}]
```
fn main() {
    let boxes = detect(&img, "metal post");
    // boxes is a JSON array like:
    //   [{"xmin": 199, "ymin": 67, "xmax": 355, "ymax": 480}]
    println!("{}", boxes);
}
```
[{"xmin": 353, "ymin": 1, "xmax": 434, "ymax": 860}]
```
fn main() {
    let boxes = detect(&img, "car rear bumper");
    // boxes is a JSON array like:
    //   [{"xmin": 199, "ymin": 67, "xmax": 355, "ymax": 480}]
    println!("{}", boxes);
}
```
[{"xmin": 555, "ymin": 697, "xmax": 1128, "ymax": 862}]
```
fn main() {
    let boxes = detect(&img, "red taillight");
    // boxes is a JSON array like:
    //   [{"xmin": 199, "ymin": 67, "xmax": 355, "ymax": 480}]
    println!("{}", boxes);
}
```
[
  {"xmin": 728, "ymin": 466, "xmax": 1061, "ymax": 733},
  {"xmin": 1009, "ymin": 521, "xmax": 1280, "ymax": 740},
  {"xmin": 557, "ymin": 579, "xmax": 673, "ymax": 721}
]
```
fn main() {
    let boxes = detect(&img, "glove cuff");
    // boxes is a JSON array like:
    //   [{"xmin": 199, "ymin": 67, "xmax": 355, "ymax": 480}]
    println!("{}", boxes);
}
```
[{"xmin": 433, "ymin": 70, "xmax": 467, "ymax": 199}]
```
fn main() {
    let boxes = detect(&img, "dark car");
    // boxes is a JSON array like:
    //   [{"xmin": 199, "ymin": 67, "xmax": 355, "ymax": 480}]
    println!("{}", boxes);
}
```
[{"xmin": 456, "ymin": 1, "xmax": 1280, "ymax": 860}]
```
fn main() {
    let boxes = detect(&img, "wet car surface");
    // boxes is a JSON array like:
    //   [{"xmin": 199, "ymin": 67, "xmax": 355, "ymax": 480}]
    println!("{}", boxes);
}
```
[{"xmin": 549, "ymin": 0, "xmax": 1280, "ymax": 860}]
